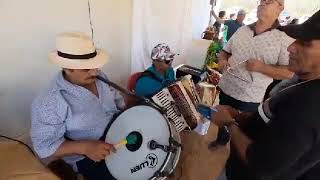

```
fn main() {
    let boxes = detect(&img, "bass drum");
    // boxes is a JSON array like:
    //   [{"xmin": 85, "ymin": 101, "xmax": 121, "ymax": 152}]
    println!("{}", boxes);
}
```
[{"xmin": 105, "ymin": 105, "xmax": 181, "ymax": 180}]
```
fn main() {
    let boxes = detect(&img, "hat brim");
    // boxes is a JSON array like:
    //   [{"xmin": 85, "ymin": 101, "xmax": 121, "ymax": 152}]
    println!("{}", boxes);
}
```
[
  {"xmin": 279, "ymin": 24, "xmax": 309, "ymax": 41},
  {"xmin": 49, "ymin": 49, "xmax": 108, "ymax": 69}
]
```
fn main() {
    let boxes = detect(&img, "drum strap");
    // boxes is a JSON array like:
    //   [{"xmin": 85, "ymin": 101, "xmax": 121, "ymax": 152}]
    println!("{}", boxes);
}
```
[
  {"xmin": 138, "ymin": 70, "xmax": 162, "ymax": 83},
  {"xmin": 99, "ymin": 112, "xmax": 121, "ymax": 141},
  {"xmin": 96, "ymin": 75, "xmax": 162, "ymax": 110}
]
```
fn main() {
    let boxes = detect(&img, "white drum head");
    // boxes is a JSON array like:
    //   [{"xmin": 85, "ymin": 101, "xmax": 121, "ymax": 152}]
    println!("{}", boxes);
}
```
[{"xmin": 105, "ymin": 105, "xmax": 171, "ymax": 180}]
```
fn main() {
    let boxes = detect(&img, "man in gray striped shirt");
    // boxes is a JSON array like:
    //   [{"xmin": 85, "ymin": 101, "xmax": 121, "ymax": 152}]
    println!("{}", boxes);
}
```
[{"xmin": 212, "ymin": 0, "xmax": 294, "ymax": 148}]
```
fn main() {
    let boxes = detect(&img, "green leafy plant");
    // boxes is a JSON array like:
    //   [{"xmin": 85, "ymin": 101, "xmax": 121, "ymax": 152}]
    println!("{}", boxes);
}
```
[{"xmin": 203, "ymin": 41, "xmax": 223, "ymax": 69}]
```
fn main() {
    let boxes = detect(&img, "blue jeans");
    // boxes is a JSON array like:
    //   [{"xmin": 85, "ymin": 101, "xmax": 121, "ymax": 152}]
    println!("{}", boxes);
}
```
[{"xmin": 215, "ymin": 91, "xmax": 259, "ymax": 145}]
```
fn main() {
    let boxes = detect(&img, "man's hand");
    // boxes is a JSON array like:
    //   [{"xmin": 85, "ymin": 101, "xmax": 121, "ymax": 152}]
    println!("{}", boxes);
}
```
[
  {"xmin": 218, "ymin": 59, "xmax": 230, "ymax": 72},
  {"xmin": 246, "ymin": 59, "xmax": 265, "ymax": 72},
  {"xmin": 223, "ymin": 105, "xmax": 241, "ymax": 118},
  {"xmin": 212, "ymin": 105, "xmax": 235, "ymax": 127},
  {"xmin": 82, "ymin": 140, "xmax": 115, "ymax": 162}
]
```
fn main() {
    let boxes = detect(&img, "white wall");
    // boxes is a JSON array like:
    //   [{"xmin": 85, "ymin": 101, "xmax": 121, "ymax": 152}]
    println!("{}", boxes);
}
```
[
  {"xmin": 131, "ymin": 0, "xmax": 193, "ymax": 73},
  {"xmin": 0, "ymin": 0, "xmax": 132, "ymax": 137},
  {"xmin": 0, "ymin": 0, "xmax": 215, "ymax": 139}
]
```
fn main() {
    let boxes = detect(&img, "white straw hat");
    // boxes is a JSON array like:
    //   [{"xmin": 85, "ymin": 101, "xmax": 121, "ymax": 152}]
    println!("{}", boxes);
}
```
[{"xmin": 49, "ymin": 32, "xmax": 109, "ymax": 69}]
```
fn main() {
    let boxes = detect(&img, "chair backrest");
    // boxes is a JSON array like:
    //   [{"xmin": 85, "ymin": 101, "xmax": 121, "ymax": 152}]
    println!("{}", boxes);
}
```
[
  {"xmin": 127, "ymin": 72, "xmax": 144, "ymax": 92},
  {"xmin": 127, "ymin": 70, "xmax": 162, "ymax": 92}
]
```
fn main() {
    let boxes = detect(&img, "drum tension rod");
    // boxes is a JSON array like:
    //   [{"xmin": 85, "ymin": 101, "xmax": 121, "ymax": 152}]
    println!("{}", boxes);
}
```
[
  {"xmin": 149, "ymin": 140, "xmax": 177, "ymax": 153},
  {"xmin": 169, "ymin": 137, "xmax": 182, "ymax": 149}
]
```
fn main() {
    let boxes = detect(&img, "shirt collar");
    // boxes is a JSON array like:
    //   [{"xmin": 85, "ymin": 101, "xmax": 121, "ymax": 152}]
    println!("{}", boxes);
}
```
[
  {"xmin": 248, "ymin": 20, "xmax": 280, "ymax": 36},
  {"xmin": 54, "ymin": 71, "xmax": 100, "ymax": 100},
  {"xmin": 235, "ymin": 19, "xmax": 244, "ymax": 26}
]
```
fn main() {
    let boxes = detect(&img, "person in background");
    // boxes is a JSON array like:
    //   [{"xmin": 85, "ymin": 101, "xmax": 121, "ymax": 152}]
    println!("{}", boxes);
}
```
[
  {"xmin": 224, "ymin": 10, "xmax": 247, "ymax": 41},
  {"xmin": 135, "ymin": 43, "xmax": 177, "ymax": 98},
  {"xmin": 212, "ymin": 0, "xmax": 294, "ymax": 149},
  {"xmin": 229, "ymin": 13, "xmax": 236, "ymax": 20},
  {"xmin": 212, "ymin": 10, "xmax": 227, "ymax": 36},
  {"xmin": 202, "ymin": 26, "xmax": 217, "ymax": 40},
  {"xmin": 212, "ymin": 10, "xmax": 320, "ymax": 180},
  {"xmin": 204, "ymin": 26, "xmax": 224, "ymax": 69},
  {"xmin": 31, "ymin": 32, "xmax": 125, "ymax": 180}
]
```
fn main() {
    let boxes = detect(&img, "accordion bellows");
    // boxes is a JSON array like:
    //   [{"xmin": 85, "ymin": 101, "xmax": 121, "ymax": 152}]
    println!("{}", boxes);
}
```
[{"xmin": 152, "ymin": 75, "xmax": 201, "ymax": 131}]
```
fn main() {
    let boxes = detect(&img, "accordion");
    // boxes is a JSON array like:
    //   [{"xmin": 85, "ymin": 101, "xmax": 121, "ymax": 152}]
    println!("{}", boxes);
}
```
[
  {"xmin": 176, "ymin": 65, "xmax": 206, "ymax": 84},
  {"xmin": 152, "ymin": 75, "xmax": 201, "ymax": 132}
]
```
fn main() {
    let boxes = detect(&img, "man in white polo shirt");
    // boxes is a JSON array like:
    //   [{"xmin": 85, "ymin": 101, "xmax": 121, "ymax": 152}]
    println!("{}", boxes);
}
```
[{"xmin": 212, "ymin": 0, "xmax": 294, "ymax": 147}]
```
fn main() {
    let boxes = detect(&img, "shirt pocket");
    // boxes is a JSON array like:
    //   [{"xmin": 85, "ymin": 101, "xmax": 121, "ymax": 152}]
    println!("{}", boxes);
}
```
[
  {"xmin": 101, "ymin": 90, "xmax": 118, "ymax": 113},
  {"xmin": 256, "ymin": 37, "xmax": 281, "ymax": 65}
]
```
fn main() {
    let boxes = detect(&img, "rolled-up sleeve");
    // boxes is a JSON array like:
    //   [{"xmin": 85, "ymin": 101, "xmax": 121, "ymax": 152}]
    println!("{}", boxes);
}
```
[
  {"xmin": 223, "ymin": 38, "xmax": 233, "ymax": 55},
  {"xmin": 222, "ymin": 26, "xmax": 243, "ymax": 55},
  {"xmin": 246, "ymin": 106, "xmax": 313, "ymax": 179},
  {"xmin": 31, "ymin": 94, "xmax": 67, "ymax": 158}
]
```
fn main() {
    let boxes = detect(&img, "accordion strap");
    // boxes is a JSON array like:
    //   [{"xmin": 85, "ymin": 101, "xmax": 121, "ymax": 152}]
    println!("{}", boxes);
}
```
[{"xmin": 139, "ymin": 70, "xmax": 162, "ymax": 83}]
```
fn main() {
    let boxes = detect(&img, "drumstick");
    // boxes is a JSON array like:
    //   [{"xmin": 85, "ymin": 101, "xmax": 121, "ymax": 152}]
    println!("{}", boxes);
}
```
[
  {"xmin": 114, "ymin": 139, "xmax": 128, "ymax": 149},
  {"xmin": 114, "ymin": 134, "xmax": 138, "ymax": 150}
]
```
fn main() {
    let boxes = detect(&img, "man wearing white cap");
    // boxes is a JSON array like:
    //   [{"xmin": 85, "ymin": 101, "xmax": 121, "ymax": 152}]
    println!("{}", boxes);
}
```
[
  {"xmin": 135, "ymin": 43, "xmax": 177, "ymax": 97},
  {"xmin": 31, "ymin": 32, "xmax": 124, "ymax": 179}
]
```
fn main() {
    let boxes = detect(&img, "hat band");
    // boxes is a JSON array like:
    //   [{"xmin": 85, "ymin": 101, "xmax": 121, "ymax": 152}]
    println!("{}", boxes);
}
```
[{"xmin": 57, "ymin": 51, "xmax": 97, "ymax": 60}]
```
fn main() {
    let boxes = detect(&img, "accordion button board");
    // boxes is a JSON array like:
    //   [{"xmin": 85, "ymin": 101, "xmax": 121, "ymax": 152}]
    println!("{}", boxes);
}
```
[{"xmin": 152, "ymin": 88, "xmax": 190, "ymax": 132}]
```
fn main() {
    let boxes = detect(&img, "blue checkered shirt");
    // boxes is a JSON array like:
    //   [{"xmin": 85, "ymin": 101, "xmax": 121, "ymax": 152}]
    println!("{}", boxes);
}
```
[{"xmin": 31, "ymin": 71, "xmax": 125, "ymax": 170}]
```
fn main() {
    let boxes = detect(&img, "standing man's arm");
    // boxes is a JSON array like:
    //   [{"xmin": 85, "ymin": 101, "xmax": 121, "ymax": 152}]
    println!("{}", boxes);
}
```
[
  {"xmin": 228, "ymin": 124, "xmax": 253, "ymax": 162},
  {"xmin": 211, "ymin": 10, "xmax": 225, "ymax": 24},
  {"xmin": 217, "ymin": 50, "xmax": 231, "ymax": 71},
  {"xmin": 217, "ymin": 29, "xmax": 239, "ymax": 72},
  {"xmin": 246, "ymin": 61, "xmax": 294, "ymax": 80},
  {"xmin": 246, "ymin": 33, "xmax": 295, "ymax": 80},
  {"xmin": 212, "ymin": 106, "xmax": 253, "ymax": 162}
]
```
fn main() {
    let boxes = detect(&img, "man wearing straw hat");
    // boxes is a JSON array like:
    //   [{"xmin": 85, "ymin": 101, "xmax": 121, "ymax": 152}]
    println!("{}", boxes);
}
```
[{"xmin": 31, "ymin": 32, "xmax": 124, "ymax": 179}]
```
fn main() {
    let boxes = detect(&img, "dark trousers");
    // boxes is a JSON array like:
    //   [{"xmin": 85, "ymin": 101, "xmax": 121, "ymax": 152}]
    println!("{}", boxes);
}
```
[
  {"xmin": 215, "ymin": 91, "xmax": 260, "ymax": 145},
  {"xmin": 76, "ymin": 159, "xmax": 116, "ymax": 180}
]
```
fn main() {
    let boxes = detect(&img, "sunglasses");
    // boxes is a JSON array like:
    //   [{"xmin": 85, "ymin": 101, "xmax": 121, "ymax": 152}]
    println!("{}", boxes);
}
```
[
  {"xmin": 164, "ymin": 60, "xmax": 173, "ymax": 64},
  {"xmin": 155, "ymin": 59, "xmax": 173, "ymax": 65}
]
